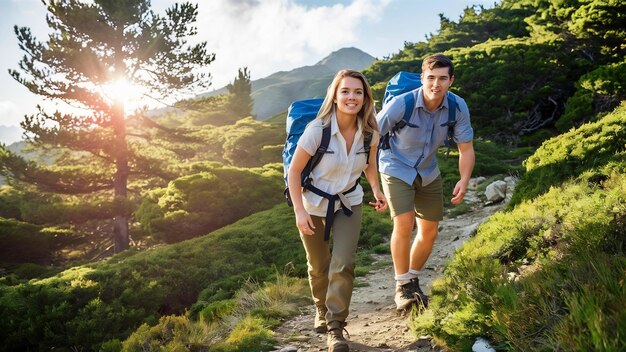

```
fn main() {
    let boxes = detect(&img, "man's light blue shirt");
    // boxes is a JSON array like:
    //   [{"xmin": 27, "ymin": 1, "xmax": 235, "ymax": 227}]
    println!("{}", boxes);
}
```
[{"xmin": 376, "ymin": 87, "xmax": 473, "ymax": 187}]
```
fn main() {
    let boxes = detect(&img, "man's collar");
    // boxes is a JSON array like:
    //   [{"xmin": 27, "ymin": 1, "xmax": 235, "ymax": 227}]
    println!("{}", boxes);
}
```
[{"xmin": 416, "ymin": 87, "xmax": 449, "ymax": 112}]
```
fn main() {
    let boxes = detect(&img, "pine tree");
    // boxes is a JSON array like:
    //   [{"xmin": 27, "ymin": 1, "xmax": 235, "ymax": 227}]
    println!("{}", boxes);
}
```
[
  {"xmin": 7, "ymin": 0, "xmax": 214, "ymax": 251},
  {"xmin": 227, "ymin": 67, "xmax": 253, "ymax": 118}
]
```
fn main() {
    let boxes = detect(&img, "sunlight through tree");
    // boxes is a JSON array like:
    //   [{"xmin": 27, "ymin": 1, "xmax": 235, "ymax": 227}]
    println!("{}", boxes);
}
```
[{"xmin": 8, "ymin": 0, "xmax": 215, "ymax": 251}]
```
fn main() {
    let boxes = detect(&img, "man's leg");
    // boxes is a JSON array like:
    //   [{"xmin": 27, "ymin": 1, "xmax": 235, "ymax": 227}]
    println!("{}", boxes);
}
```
[
  {"xmin": 391, "ymin": 211, "xmax": 421, "ymax": 311},
  {"xmin": 390, "ymin": 211, "xmax": 415, "ymax": 276},
  {"xmin": 410, "ymin": 218, "xmax": 439, "ymax": 271},
  {"xmin": 408, "ymin": 175, "xmax": 444, "ymax": 308},
  {"xmin": 381, "ymin": 173, "xmax": 421, "ymax": 310}
]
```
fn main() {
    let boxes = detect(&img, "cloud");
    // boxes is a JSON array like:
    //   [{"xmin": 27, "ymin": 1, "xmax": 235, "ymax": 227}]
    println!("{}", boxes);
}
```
[
  {"xmin": 195, "ymin": 0, "xmax": 391, "ymax": 89},
  {"xmin": 0, "ymin": 101, "xmax": 23, "ymax": 127}
]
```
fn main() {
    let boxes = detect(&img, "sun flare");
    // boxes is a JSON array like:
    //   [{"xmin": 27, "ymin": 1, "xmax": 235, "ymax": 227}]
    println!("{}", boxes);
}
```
[{"xmin": 102, "ymin": 78, "xmax": 143, "ymax": 102}]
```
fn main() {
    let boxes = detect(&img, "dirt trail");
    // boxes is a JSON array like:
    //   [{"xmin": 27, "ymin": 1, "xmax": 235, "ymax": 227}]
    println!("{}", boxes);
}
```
[{"xmin": 272, "ymin": 182, "xmax": 507, "ymax": 352}]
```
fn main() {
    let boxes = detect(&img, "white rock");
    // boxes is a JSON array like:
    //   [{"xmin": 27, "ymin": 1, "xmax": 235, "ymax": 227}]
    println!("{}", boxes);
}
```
[
  {"xmin": 504, "ymin": 176, "xmax": 519, "ymax": 193},
  {"xmin": 507, "ymin": 272, "xmax": 518, "ymax": 281},
  {"xmin": 472, "ymin": 337, "xmax": 496, "ymax": 352},
  {"xmin": 276, "ymin": 346, "xmax": 299, "ymax": 352},
  {"xmin": 485, "ymin": 180, "xmax": 507, "ymax": 202}
]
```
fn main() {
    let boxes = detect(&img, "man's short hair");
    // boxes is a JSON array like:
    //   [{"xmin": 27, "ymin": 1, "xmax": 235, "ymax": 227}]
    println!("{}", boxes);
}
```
[{"xmin": 422, "ymin": 54, "xmax": 454, "ymax": 77}]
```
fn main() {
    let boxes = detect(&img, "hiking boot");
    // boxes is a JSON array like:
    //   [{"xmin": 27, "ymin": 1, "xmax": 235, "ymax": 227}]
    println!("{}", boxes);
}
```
[
  {"xmin": 314, "ymin": 305, "xmax": 328, "ymax": 333},
  {"xmin": 327, "ymin": 320, "xmax": 349, "ymax": 352},
  {"xmin": 409, "ymin": 277, "xmax": 429, "ymax": 309},
  {"xmin": 395, "ymin": 280, "xmax": 417, "ymax": 311}
]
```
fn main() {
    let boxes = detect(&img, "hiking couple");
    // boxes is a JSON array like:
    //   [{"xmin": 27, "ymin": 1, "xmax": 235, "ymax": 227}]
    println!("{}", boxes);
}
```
[{"xmin": 287, "ymin": 53, "xmax": 475, "ymax": 351}]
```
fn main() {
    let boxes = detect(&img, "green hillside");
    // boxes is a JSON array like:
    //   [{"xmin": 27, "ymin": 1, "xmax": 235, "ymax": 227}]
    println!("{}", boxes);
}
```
[
  {"xmin": 0, "ymin": 202, "xmax": 393, "ymax": 351},
  {"xmin": 0, "ymin": 0, "xmax": 625, "ymax": 350},
  {"xmin": 415, "ymin": 103, "xmax": 625, "ymax": 351}
]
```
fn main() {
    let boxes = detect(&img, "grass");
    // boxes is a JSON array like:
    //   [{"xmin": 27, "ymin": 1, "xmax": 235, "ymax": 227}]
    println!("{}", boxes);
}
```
[
  {"xmin": 411, "ymin": 105, "xmax": 626, "ymax": 351},
  {"xmin": 121, "ymin": 268, "xmax": 311, "ymax": 351}
]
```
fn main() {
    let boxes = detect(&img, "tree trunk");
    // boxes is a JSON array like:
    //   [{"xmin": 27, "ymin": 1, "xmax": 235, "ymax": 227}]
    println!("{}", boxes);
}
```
[
  {"xmin": 112, "ymin": 98, "xmax": 130, "ymax": 252},
  {"xmin": 113, "ymin": 214, "xmax": 129, "ymax": 252}
]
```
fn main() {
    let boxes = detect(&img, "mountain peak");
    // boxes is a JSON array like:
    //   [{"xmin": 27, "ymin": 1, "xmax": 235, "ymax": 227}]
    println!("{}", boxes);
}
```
[
  {"xmin": 250, "ymin": 47, "xmax": 375, "ymax": 119},
  {"xmin": 198, "ymin": 47, "xmax": 376, "ymax": 120},
  {"xmin": 314, "ymin": 47, "xmax": 375, "ymax": 70}
]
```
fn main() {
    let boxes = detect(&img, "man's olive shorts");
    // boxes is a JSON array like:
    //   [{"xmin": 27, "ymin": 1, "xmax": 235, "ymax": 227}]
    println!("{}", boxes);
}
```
[{"xmin": 380, "ymin": 173, "xmax": 444, "ymax": 221}]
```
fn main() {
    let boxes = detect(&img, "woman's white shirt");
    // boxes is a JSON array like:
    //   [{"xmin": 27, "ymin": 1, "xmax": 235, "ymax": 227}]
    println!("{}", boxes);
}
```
[{"xmin": 297, "ymin": 113, "xmax": 379, "ymax": 217}]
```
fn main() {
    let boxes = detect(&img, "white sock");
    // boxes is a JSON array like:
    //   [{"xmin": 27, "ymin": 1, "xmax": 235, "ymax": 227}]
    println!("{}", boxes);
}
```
[
  {"xmin": 395, "ymin": 271, "xmax": 417, "ymax": 285},
  {"xmin": 409, "ymin": 268, "xmax": 419, "ymax": 276}
]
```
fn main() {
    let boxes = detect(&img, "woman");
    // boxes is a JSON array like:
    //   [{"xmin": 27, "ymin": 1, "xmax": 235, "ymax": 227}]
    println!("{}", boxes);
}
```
[{"xmin": 287, "ymin": 69, "xmax": 387, "ymax": 352}]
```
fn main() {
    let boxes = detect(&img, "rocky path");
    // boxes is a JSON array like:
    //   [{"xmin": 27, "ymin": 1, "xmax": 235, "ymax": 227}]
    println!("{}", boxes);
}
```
[{"xmin": 272, "ymin": 182, "xmax": 507, "ymax": 352}]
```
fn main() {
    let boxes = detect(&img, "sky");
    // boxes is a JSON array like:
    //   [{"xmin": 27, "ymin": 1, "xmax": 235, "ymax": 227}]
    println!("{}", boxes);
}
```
[{"xmin": 0, "ymin": 0, "xmax": 497, "ymax": 142}]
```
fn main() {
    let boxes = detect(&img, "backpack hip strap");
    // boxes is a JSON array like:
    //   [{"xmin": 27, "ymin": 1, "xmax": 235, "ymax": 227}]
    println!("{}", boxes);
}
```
[{"xmin": 304, "ymin": 180, "xmax": 359, "ymax": 241}]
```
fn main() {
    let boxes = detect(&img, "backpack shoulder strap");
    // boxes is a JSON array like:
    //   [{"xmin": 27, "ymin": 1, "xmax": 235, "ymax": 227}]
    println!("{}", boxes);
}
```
[
  {"xmin": 396, "ymin": 91, "xmax": 415, "ymax": 130},
  {"xmin": 443, "ymin": 92, "xmax": 458, "ymax": 157},
  {"xmin": 389, "ymin": 91, "xmax": 417, "ymax": 133},
  {"xmin": 311, "ymin": 125, "xmax": 331, "ymax": 168},
  {"xmin": 446, "ymin": 93, "xmax": 457, "ymax": 125},
  {"xmin": 363, "ymin": 131, "xmax": 372, "ymax": 164},
  {"xmin": 301, "ymin": 125, "xmax": 331, "ymax": 184},
  {"xmin": 380, "ymin": 91, "xmax": 417, "ymax": 150}
]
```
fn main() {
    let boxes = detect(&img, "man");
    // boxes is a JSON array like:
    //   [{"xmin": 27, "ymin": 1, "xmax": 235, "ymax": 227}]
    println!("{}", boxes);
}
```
[{"xmin": 376, "ymin": 54, "xmax": 475, "ymax": 311}]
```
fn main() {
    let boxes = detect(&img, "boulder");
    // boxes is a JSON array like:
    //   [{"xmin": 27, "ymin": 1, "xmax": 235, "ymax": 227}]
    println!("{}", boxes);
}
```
[{"xmin": 485, "ymin": 180, "xmax": 507, "ymax": 202}]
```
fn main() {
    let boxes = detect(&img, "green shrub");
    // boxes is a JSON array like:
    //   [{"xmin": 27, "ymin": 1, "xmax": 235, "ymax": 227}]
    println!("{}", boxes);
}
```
[
  {"xmin": 136, "ymin": 163, "xmax": 284, "ymax": 242},
  {"xmin": 0, "ymin": 186, "xmax": 22, "ymax": 219},
  {"xmin": 0, "ymin": 218, "xmax": 49, "ymax": 264},
  {"xmin": 450, "ymin": 36, "xmax": 586, "ymax": 141},
  {"xmin": 557, "ymin": 60, "xmax": 626, "ymax": 132},
  {"xmin": 220, "ymin": 117, "xmax": 284, "ymax": 167},
  {"xmin": 199, "ymin": 299, "xmax": 237, "ymax": 324},
  {"xmin": 510, "ymin": 103, "xmax": 626, "ymax": 206},
  {"xmin": 100, "ymin": 339, "xmax": 123, "ymax": 352},
  {"xmin": 358, "ymin": 201, "xmax": 393, "ymax": 249},
  {"xmin": 121, "ymin": 315, "xmax": 217, "ymax": 352},
  {"xmin": 211, "ymin": 316, "xmax": 275, "ymax": 352},
  {"xmin": 0, "ymin": 185, "xmax": 133, "ymax": 227}
]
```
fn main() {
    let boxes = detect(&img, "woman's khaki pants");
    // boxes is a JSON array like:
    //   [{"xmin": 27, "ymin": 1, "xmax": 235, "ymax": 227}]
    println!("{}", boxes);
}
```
[{"xmin": 300, "ymin": 204, "xmax": 362, "ymax": 323}]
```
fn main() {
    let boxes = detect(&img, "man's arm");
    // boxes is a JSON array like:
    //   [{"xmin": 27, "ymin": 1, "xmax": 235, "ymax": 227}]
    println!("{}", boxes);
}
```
[
  {"xmin": 376, "ymin": 96, "xmax": 406, "ymax": 136},
  {"xmin": 450, "ymin": 140, "xmax": 475, "ymax": 205}
]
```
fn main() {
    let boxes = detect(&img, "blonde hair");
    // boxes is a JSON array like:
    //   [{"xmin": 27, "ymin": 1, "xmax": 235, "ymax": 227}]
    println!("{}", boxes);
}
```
[{"xmin": 315, "ymin": 69, "xmax": 378, "ymax": 134}]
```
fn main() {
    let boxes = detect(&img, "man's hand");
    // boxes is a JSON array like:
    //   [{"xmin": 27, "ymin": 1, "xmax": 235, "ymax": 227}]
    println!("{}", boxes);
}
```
[{"xmin": 451, "ymin": 181, "xmax": 467, "ymax": 205}]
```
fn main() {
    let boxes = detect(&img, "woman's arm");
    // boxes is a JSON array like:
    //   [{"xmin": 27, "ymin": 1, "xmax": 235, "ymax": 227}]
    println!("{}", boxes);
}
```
[
  {"xmin": 363, "ymin": 142, "xmax": 388, "ymax": 212},
  {"xmin": 287, "ymin": 146, "xmax": 317, "ymax": 235}
]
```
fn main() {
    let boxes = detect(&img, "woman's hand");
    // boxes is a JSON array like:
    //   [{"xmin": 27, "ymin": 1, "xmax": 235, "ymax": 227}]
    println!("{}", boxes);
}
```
[
  {"xmin": 368, "ymin": 190, "xmax": 388, "ymax": 212},
  {"xmin": 295, "ymin": 208, "xmax": 316, "ymax": 235}
]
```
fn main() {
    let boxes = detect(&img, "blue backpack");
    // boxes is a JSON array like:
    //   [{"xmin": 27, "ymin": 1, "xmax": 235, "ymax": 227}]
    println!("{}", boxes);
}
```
[
  {"xmin": 282, "ymin": 98, "xmax": 327, "ymax": 207},
  {"xmin": 379, "ymin": 71, "xmax": 458, "ymax": 157},
  {"xmin": 282, "ymin": 98, "xmax": 372, "ymax": 207}
]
